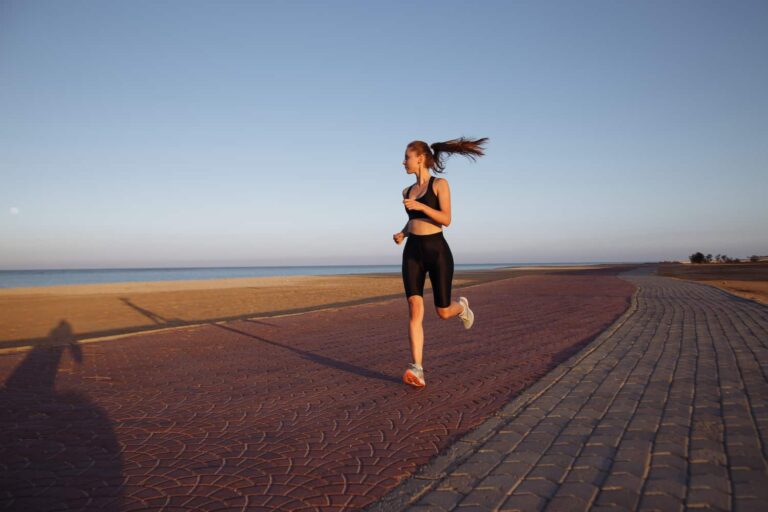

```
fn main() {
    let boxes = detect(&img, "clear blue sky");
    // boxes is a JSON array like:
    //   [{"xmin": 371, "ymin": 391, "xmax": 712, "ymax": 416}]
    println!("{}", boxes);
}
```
[{"xmin": 2, "ymin": 0, "xmax": 766, "ymax": 269}]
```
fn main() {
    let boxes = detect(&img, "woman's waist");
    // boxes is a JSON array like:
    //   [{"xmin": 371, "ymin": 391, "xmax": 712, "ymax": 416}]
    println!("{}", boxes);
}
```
[
  {"xmin": 408, "ymin": 230, "xmax": 444, "ymax": 238},
  {"xmin": 407, "ymin": 218, "xmax": 443, "ymax": 237}
]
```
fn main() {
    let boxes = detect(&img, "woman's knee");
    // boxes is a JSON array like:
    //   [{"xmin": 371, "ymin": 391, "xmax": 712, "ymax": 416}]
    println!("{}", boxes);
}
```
[
  {"xmin": 407, "ymin": 295, "xmax": 424, "ymax": 316},
  {"xmin": 435, "ymin": 304, "xmax": 453, "ymax": 319}
]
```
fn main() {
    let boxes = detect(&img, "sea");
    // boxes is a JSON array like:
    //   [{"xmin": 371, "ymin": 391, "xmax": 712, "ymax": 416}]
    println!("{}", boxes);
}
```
[{"xmin": 0, "ymin": 262, "xmax": 610, "ymax": 289}]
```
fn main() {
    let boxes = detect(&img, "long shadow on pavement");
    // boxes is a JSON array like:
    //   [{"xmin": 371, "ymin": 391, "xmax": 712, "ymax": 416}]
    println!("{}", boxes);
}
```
[{"xmin": 215, "ymin": 321, "xmax": 401, "ymax": 384}]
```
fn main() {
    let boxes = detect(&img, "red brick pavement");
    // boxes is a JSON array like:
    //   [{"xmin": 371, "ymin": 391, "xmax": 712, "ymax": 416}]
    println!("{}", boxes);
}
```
[{"xmin": 0, "ymin": 270, "xmax": 635, "ymax": 511}]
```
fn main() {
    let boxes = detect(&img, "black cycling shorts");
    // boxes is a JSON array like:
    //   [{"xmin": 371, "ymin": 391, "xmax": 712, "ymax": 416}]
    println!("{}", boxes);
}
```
[{"xmin": 402, "ymin": 231, "xmax": 454, "ymax": 308}]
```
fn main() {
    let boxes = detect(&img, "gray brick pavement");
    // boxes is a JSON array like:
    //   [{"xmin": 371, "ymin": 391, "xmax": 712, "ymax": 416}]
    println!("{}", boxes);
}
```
[{"xmin": 369, "ymin": 265, "xmax": 768, "ymax": 512}]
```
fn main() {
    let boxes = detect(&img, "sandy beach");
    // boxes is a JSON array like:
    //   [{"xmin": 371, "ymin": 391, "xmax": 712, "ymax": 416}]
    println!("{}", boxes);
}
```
[
  {"xmin": 656, "ymin": 262, "xmax": 768, "ymax": 305},
  {"xmin": 0, "ymin": 264, "xmax": 633, "ymax": 350}
]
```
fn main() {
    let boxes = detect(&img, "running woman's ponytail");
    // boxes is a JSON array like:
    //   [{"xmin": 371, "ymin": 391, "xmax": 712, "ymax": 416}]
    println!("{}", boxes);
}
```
[{"xmin": 407, "ymin": 137, "xmax": 489, "ymax": 174}]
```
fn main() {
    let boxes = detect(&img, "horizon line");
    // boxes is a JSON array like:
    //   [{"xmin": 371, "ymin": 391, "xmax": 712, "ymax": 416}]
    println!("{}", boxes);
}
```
[{"xmin": 0, "ymin": 260, "xmax": 657, "ymax": 272}]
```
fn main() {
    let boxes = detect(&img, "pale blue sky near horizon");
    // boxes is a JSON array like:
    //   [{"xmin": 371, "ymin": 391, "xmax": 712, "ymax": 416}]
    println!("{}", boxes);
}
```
[{"xmin": 1, "ymin": 0, "xmax": 766, "ymax": 270}]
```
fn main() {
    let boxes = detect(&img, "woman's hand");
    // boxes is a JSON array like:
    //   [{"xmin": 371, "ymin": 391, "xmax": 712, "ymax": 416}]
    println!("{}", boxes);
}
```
[
  {"xmin": 403, "ymin": 198, "xmax": 426, "ymax": 213},
  {"xmin": 393, "ymin": 231, "xmax": 406, "ymax": 245}
]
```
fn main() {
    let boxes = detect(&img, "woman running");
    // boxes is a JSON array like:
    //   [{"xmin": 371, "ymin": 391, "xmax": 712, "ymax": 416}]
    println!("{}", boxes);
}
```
[{"xmin": 393, "ymin": 136, "xmax": 489, "ymax": 388}]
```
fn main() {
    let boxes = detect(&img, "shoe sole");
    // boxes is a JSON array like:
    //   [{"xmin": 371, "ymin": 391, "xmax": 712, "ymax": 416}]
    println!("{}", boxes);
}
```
[
  {"xmin": 403, "ymin": 369, "xmax": 425, "ymax": 388},
  {"xmin": 460, "ymin": 297, "xmax": 475, "ymax": 330}
]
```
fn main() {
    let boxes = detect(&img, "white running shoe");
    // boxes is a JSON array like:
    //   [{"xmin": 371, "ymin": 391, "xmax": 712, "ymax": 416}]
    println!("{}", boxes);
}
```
[
  {"xmin": 458, "ymin": 296, "xmax": 474, "ymax": 330},
  {"xmin": 403, "ymin": 363, "xmax": 426, "ymax": 388}
]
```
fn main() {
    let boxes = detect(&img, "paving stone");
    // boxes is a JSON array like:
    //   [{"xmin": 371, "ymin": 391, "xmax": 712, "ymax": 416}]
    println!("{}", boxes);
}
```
[
  {"xmin": 733, "ymin": 498, "xmax": 768, "ymax": 512},
  {"xmin": 503, "ymin": 450, "xmax": 541, "ymax": 465},
  {"xmin": 542, "ymin": 495, "xmax": 590, "ymax": 512},
  {"xmin": 487, "ymin": 461, "xmax": 530, "ymax": 481},
  {"xmin": 537, "ymin": 453, "xmax": 574, "ymax": 468},
  {"xmin": 610, "ymin": 459, "xmax": 648, "ymax": 477},
  {"xmin": 601, "ymin": 471, "xmax": 643, "ymax": 492},
  {"xmin": 593, "ymin": 487, "xmax": 641, "ymax": 509},
  {"xmin": 643, "ymin": 476, "xmax": 688, "ymax": 498},
  {"xmin": 514, "ymin": 478, "xmax": 559, "ymax": 499},
  {"xmin": 686, "ymin": 487, "xmax": 731, "ymax": 510},
  {"xmin": 415, "ymin": 489, "xmax": 464, "ymax": 510},
  {"xmin": 689, "ymin": 473, "xmax": 732, "ymax": 493},
  {"xmin": 475, "ymin": 473, "xmax": 519, "ymax": 491},
  {"xmin": 651, "ymin": 452, "xmax": 688, "ymax": 470},
  {"xmin": 563, "ymin": 466, "xmax": 607, "ymax": 485},
  {"xmin": 730, "ymin": 468, "xmax": 768, "ymax": 484},
  {"xmin": 449, "ymin": 459, "xmax": 499, "ymax": 480},
  {"xmin": 545, "ymin": 442, "xmax": 582, "ymax": 457},
  {"xmin": 572, "ymin": 455, "xmax": 613, "ymax": 472},
  {"xmin": 578, "ymin": 445, "xmax": 617, "ymax": 459},
  {"xmin": 436, "ymin": 473, "xmax": 477, "ymax": 494},
  {"xmin": 552, "ymin": 481, "xmax": 599, "ymax": 503},
  {"xmin": 652, "ymin": 442, "xmax": 687, "ymax": 458},
  {"xmin": 527, "ymin": 464, "xmax": 568, "ymax": 483},
  {"xmin": 459, "ymin": 487, "xmax": 508, "ymax": 508},
  {"xmin": 637, "ymin": 493, "xmax": 685, "ymax": 511},
  {"xmin": 688, "ymin": 462, "xmax": 727, "ymax": 479},
  {"xmin": 499, "ymin": 492, "xmax": 547, "ymax": 511},
  {"xmin": 731, "ymin": 480, "xmax": 768, "ymax": 500}
]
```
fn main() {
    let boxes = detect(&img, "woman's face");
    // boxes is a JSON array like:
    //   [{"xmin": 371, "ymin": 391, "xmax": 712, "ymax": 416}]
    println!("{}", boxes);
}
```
[{"xmin": 403, "ymin": 149, "xmax": 423, "ymax": 174}]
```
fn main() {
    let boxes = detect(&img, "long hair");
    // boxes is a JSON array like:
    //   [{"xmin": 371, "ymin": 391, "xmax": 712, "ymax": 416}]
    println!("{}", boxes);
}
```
[{"xmin": 407, "ymin": 136, "xmax": 489, "ymax": 174}]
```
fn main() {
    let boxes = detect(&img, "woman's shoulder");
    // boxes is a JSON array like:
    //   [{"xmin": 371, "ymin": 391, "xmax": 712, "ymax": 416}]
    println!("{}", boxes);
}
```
[
  {"xmin": 432, "ymin": 176, "xmax": 449, "ymax": 197},
  {"xmin": 433, "ymin": 176, "xmax": 448, "ymax": 188}
]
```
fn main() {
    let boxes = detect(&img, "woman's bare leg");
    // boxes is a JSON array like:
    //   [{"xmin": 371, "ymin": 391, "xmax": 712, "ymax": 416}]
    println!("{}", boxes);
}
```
[
  {"xmin": 407, "ymin": 295, "xmax": 425, "ymax": 366},
  {"xmin": 435, "ymin": 299, "xmax": 465, "ymax": 320}
]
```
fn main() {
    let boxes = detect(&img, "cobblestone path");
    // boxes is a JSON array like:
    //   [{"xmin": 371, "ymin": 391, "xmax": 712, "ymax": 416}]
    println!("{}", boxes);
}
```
[{"xmin": 374, "ymin": 266, "xmax": 768, "ymax": 512}]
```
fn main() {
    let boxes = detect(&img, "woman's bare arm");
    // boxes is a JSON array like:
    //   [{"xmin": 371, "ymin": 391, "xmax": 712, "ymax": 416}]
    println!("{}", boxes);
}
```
[{"xmin": 399, "ymin": 187, "xmax": 410, "ymax": 236}]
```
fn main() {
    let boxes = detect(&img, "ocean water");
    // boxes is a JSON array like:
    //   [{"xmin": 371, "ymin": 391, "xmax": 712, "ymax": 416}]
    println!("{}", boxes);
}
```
[{"xmin": 0, "ymin": 262, "xmax": 607, "ymax": 289}]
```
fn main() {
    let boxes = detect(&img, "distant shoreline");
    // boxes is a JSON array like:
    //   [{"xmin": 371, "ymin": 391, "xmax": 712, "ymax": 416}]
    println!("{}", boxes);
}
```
[
  {"xmin": 0, "ymin": 262, "xmax": 636, "ymax": 290},
  {"xmin": 0, "ymin": 263, "xmax": 625, "ymax": 295}
]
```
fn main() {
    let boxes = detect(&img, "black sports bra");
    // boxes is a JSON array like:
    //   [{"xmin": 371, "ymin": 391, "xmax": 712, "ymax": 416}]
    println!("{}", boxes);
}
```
[{"xmin": 404, "ymin": 175, "xmax": 440, "ymax": 220}]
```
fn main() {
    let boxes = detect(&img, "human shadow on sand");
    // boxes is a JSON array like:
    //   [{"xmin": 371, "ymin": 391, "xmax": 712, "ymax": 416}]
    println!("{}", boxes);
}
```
[{"xmin": 0, "ymin": 319, "xmax": 124, "ymax": 511}]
